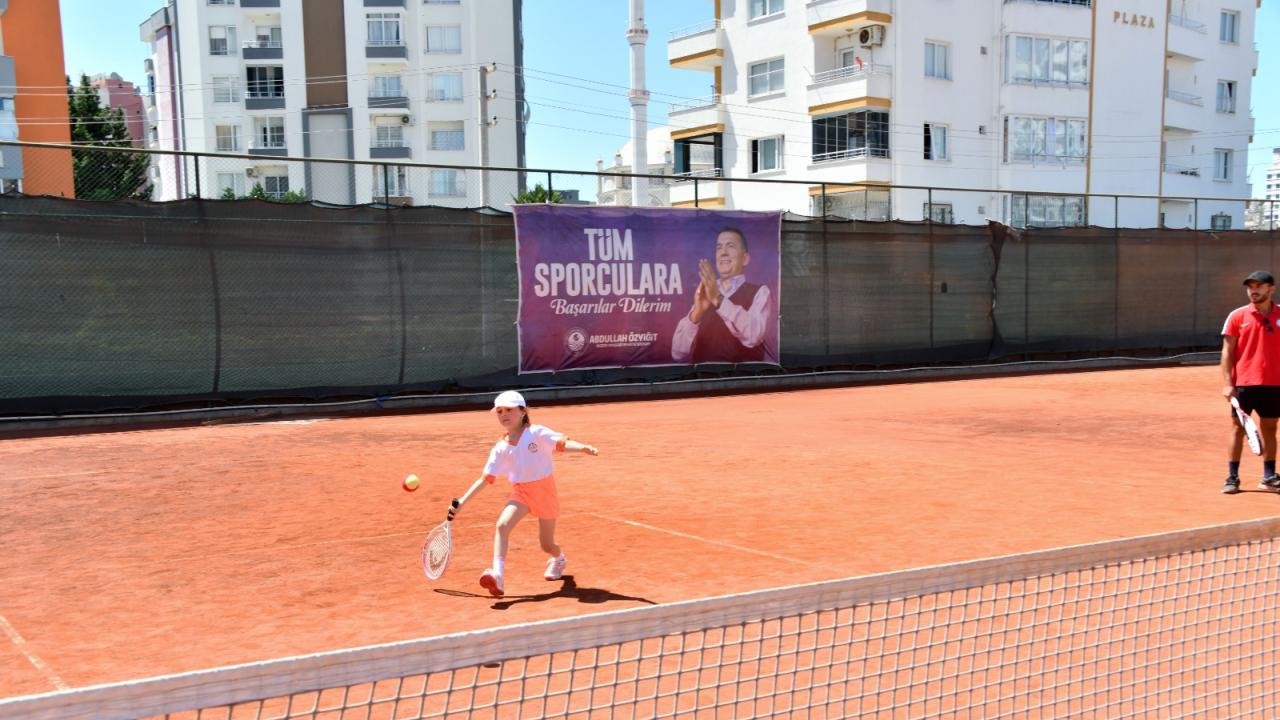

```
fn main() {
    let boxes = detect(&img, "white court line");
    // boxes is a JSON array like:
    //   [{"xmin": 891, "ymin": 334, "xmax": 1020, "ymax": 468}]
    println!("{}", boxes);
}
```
[
  {"xmin": 583, "ymin": 512, "xmax": 820, "ymax": 567},
  {"xmin": 7, "ymin": 470, "xmax": 107, "ymax": 482},
  {"xmin": 0, "ymin": 613, "xmax": 69, "ymax": 691}
]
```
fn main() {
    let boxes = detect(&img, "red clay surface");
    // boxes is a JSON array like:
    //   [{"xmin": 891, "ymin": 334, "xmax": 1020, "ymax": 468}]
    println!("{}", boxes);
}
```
[{"xmin": 1, "ymin": 364, "xmax": 1277, "ymax": 700}]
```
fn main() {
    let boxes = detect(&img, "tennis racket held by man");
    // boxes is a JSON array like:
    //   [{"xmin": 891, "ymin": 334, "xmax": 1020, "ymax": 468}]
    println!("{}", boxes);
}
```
[{"xmin": 1231, "ymin": 396, "xmax": 1264, "ymax": 456}]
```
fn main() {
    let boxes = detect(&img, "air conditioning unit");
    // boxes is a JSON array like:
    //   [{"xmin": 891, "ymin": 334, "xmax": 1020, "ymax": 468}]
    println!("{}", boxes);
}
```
[
  {"xmin": 400, "ymin": 114, "xmax": 412, "ymax": 125},
  {"xmin": 859, "ymin": 24, "xmax": 885, "ymax": 47},
  {"xmin": 245, "ymin": 167, "xmax": 258, "ymax": 177}
]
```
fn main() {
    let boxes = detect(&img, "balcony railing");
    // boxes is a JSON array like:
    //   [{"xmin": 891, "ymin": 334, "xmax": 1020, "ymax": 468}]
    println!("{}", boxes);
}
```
[
  {"xmin": 813, "ymin": 147, "xmax": 890, "ymax": 163},
  {"xmin": 367, "ymin": 39, "xmax": 406, "ymax": 46},
  {"xmin": 373, "ymin": 138, "xmax": 407, "ymax": 148},
  {"xmin": 810, "ymin": 64, "xmax": 892, "ymax": 85},
  {"xmin": 1169, "ymin": 14, "xmax": 1207, "ymax": 32},
  {"xmin": 1001, "ymin": 0, "xmax": 1091, "ymax": 6},
  {"xmin": 1165, "ymin": 88, "xmax": 1203, "ymax": 106},
  {"xmin": 670, "ymin": 19, "xmax": 720, "ymax": 41},
  {"xmin": 370, "ymin": 87, "xmax": 405, "ymax": 99},
  {"xmin": 424, "ymin": 89, "xmax": 461, "ymax": 102},
  {"xmin": 1163, "ymin": 163, "xmax": 1200, "ymax": 177},
  {"xmin": 243, "ymin": 40, "xmax": 283, "ymax": 49},
  {"xmin": 673, "ymin": 168, "xmax": 723, "ymax": 180},
  {"xmin": 669, "ymin": 94, "xmax": 721, "ymax": 113}
]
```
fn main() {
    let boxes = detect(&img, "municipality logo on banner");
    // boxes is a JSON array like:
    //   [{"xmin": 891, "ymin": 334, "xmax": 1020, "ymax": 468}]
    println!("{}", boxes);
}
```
[{"xmin": 513, "ymin": 205, "xmax": 781, "ymax": 373}]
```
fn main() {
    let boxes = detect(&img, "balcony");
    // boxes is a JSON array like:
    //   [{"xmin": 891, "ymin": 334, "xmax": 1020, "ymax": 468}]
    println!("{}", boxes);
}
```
[
  {"xmin": 240, "ymin": 0, "xmax": 280, "ymax": 6},
  {"xmin": 668, "ymin": 95, "xmax": 725, "ymax": 137},
  {"xmin": 242, "ymin": 40, "xmax": 283, "ymax": 60},
  {"xmin": 668, "ymin": 19, "xmax": 723, "ymax": 71},
  {"xmin": 806, "ymin": 0, "xmax": 892, "ymax": 36},
  {"xmin": 1164, "ymin": 88, "xmax": 1203, "ymax": 131},
  {"xmin": 248, "ymin": 143, "xmax": 287, "ymax": 156},
  {"xmin": 366, "ymin": 40, "xmax": 408, "ymax": 59},
  {"xmin": 245, "ymin": 93, "xmax": 285, "ymax": 110},
  {"xmin": 371, "ymin": 140, "xmax": 410, "ymax": 159},
  {"xmin": 1162, "ymin": 163, "xmax": 1203, "ymax": 198},
  {"xmin": 1167, "ymin": 13, "xmax": 1207, "ymax": 60},
  {"xmin": 369, "ymin": 92, "xmax": 409, "ymax": 109},
  {"xmin": 366, "ymin": 0, "xmax": 404, "ymax": 4},
  {"xmin": 669, "ymin": 169, "xmax": 724, "ymax": 207},
  {"xmin": 807, "ymin": 64, "xmax": 891, "ymax": 114}
]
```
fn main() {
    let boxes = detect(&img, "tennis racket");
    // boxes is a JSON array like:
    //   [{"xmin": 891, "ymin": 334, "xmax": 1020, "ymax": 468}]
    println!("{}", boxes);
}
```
[
  {"xmin": 421, "ymin": 498, "xmax": 460, "ymax": 580},
  {"xmin": 1231, "ymin": 397, "xmax": 1264, "ymax": 456}
]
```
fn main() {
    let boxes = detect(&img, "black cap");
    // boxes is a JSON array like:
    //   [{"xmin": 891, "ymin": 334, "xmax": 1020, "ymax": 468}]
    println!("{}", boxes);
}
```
[{"xmin": 1244, "ymin": 271, "xmax": 1276, "ymax": 285}]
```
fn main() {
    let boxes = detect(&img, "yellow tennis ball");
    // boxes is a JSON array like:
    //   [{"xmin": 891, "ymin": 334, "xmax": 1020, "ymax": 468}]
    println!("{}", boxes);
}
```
[{"xmin": 403, "ymin": 474, "xmax": 420, "ymax": 492}]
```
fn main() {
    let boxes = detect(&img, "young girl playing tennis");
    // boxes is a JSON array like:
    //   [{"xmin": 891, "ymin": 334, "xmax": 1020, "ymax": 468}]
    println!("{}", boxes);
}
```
[{"xmin": 447, "ymin": 390, "xmax": 598, "ymax": 597}]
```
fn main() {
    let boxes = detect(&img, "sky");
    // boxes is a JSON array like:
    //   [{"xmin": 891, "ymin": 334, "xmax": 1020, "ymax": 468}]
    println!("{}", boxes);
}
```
[{"xmin": 59, "ymin": 0, "xmax": 1279, "ymax": 199}]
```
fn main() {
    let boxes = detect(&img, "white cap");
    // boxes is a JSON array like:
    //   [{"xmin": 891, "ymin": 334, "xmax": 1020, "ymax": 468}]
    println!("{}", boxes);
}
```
[{"xmin": 493, "ymin": 390, "xmax": 526, "ymax": 409}]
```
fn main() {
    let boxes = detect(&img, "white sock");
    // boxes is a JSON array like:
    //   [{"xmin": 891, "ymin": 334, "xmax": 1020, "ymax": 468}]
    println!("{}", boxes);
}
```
[{"xmin": 494, "ymin": 556, "xmax": 505, "ymax": 576}]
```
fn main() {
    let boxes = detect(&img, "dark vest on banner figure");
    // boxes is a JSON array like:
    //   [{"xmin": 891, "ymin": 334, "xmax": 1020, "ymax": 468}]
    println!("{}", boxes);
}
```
[{"xmin": 691, "ymin": 281, "xmax": 766, "ymax": 363}]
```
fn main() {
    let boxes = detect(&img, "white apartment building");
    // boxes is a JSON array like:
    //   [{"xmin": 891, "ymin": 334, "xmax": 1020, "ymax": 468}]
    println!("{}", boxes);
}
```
[
  {"xmin": 1261, "ymin": 148, "xmax": 1280, "ymax": 229},
  {"xmin": 595, "ymin": 125, "xmax": 719, "ymax": 206},
  {"xmin": 665, "ymin": 0, "xmax": 1258, "ymax": 229},
  {"xmin": 140, "ymin": 0, "xmax": 524, "ymax": 206}
]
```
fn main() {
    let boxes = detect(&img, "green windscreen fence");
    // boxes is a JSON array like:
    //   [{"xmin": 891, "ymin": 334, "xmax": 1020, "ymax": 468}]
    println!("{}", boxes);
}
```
[{"xmin": 0, "ymin": 197, "xmax": 1265, "ymax": 415}]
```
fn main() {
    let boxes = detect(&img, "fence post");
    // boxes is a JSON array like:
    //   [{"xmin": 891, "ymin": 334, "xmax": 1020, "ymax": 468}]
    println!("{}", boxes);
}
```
[
  {"xmin": 927, "ymin": 187, "xmax": 933, "ymax": 223},
  {"xmin": 382, "ymin": 163, "xmax": 391, "ymax": 206},
  {"xmin": 193, "ymin": 154, "xmax": 201, "ymax": 199},
  {"xmin": 694, "ymin": 176, "xmax": 700, "ymax": 208},
  {"xmin": 546, "ymin": 171, "xmax": 553, "ymax": 198},
  {"xmin": 1114, "ymin": 196, "xmax": 1119, "ymax": 230},
  {"xmin": 1193, "ymin": 198, "xmax": 1198, "ymax": 231},
  {"xmin": 1272, "ymin": 201, "xmax": 1276, "ymax": 232},
  {"xmin": 821, "ymin": 183, "xmax": 829, "ymax": 357}
]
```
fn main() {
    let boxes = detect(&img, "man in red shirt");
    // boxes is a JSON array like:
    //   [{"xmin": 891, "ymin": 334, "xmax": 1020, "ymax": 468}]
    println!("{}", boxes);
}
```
[{"xmin": 1220, "ymin": 271, "xmax": 1280, "ymax": 493}]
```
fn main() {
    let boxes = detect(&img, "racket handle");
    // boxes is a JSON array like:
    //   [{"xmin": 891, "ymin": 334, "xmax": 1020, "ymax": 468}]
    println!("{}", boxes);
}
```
[{"xmin": 447, "ymin": 497, "xmax": 460, "ymax": 522}]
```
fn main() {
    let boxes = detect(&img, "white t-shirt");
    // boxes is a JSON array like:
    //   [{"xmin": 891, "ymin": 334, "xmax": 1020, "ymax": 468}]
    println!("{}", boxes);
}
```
[{"xmin": 482, "ymin": 424, "xmax": 566, "ymax": 485}]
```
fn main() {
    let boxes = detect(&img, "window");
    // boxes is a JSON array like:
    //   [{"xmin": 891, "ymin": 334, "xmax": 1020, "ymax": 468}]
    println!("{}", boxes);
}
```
[
  {"xmin": 426, "ymin": 25, "xmax": 462, "ymax": 53},
  {"xmin": 374, "ymin": 120, "xmax": 405, "ymax": 147},
  {"xmin": 428, "ymin": 73, "xmax": 463, "ymax": 101},
  {"xmin": 253, "ymin": 25, "xmax": 282, "ymax": 48},
  {"xmin": 1216, "ymin": 80, "xmax": 1237, "ymax": 113},
  {"xmin": 925, "ymin": 42, "xmax": 949, "ymax": 80},
  {"xmin": 1008, "ymin": 35, "xmax": 1088, "ymax": 85},
  {"xmin": 1010, "ymin": 195, "xmax": 1085, "ymax": 228},
  {"xmin": 367, "ymin": 13, "xmax": 403, "ymax": 45},
  {"xmin": 209, "ymin": 25, "xmax": 237, "ymax": 56},
  {"xmin": 373, "ymin": 166, "xmax": 410, "ymax": 198},
  {"xmin": 212, "ymin": 75, "xmax": 240, "ymax": 103},
  {"xmin": 254, "ymin": 116, "xmax": 285, "ymax": 149},
  {"xmin": 812, "ymin": 109, "xmax": 890, "ymax": 161},
  {"xmin": 430, "ymin": 123, "xmax": 465, "ymax": 151},
  {"xmin": 749, "ymin": 0, "xmax": 784, "ymax": 19},
  {"xmin": 1214, "ymin": 148, "xmax": 1233, "ymax": 181},
  {"xmin": 262, "ymin": 174, "xmax": 289, "ymax": 200},
  {"xmin": 246, "ymin": 66, "xmax": 284, "ymax": 98},
  {"xmin": 924, "ymin": 123, "xmax": 948, "ymax": 160},
  {"xmin": 750, "ymin": 136, "xmax": 782, "ymax": 173},
  {"xmin": 1220, "ymin": 11, "xmax": 1240, "ymax": 43},
  {"xmin": 371, "ymin": 74, "xmax": 403, "ymax": 98},
  {"xmin": 216, "ymin": 172, "xmax": 244, "ymax": 197},
  {"xmin": 748, "ymin": 58, "xmax": 785, "ymax": 97},
  {"xmin": 1004, "ymin": 116, "xmax": 1086, "ymax": 163},
  {"xmin": 1211, "ymin": 213, "xmax": 1232, "ymax": 231},
  {"xmin": 430, "ymin": 169, "xmax": 465, "ymax": 197},
  {"xmin": 924, "ymin": 203, "xmax": 954, "ymax": 224},
  {"xmin": 215, "ymin": 125, "xmax": 241, "ymax": 152}
]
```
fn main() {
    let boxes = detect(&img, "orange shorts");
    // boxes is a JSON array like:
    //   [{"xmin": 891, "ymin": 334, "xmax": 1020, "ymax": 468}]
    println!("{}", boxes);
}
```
[{"xmin": 511, "ymin": 475, "xmax": 560, "ymax": 519}]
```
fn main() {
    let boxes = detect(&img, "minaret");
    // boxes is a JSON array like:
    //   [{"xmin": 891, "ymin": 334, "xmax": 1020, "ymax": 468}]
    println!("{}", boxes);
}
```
[{"xmin": 627, "ymin": 0, "xmax": 650, "ymax": 206}]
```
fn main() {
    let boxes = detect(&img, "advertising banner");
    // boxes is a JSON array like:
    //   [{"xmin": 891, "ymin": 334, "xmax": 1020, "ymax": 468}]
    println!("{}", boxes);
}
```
[{"xmin": 514, "ymin": 205, "xmax": 781, "ymax": 373}]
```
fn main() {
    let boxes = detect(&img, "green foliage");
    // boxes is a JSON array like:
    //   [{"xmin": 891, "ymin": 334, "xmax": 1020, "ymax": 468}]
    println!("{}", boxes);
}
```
[
  {"xmin": 222, "ymin": 182, "xmax": 308, "ymax": 203},
  {"xmin": 68, "ymin": 74, "xmax": 153, "ymax": 200},
  {"xmin": 513, "ymin": 183, "xmax": 563, "ymax": 204}
]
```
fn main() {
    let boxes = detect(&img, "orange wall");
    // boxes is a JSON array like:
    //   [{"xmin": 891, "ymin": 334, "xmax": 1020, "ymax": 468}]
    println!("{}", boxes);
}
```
[{"xmin": 3, "ymin": 0, "xmax": 74, "ymax": 197}]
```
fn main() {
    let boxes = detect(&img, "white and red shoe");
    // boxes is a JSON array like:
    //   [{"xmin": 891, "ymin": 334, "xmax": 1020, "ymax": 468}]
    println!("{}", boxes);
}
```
[
  {"xmin": 544, "ymin": 555, "xmax": 568, "ymax": 581},
  {"xmin": 479, "ymin": 569, "xmax": 504, "ymax": 597}
]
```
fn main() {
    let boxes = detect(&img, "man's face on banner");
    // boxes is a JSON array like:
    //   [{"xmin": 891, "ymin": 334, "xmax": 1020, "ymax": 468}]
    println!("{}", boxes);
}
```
[{"xmin": 715, "ymin": 230, "xmax": 750, "ymax": 280}]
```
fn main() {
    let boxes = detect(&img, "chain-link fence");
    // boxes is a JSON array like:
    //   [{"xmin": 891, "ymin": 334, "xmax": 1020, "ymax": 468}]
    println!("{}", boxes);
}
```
[{"xmin": 7, "ymin": 141, "xmax": 1277, "ymax": 230}]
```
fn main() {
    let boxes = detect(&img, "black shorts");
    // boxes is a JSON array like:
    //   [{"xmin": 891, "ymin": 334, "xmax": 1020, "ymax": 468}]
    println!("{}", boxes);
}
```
[{"xmin": 1235, "ymin": 386, "xmax": 1280, "ymax": 419}]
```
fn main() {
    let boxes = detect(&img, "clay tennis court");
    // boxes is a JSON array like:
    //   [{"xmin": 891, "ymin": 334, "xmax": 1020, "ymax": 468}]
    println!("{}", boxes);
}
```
[{"xmin": 1, "ymin": 363, "xmax": 1277, "ymax": 703}]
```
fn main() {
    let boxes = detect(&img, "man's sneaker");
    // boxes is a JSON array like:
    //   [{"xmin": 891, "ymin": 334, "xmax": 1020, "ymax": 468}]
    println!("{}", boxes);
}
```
[
  {"xmin": 1222, "ymin": 475, "xmax": 1241, "ymax": 494},
  {"xmin": 544, "ymin": 555, "xmax": 568, "ymax": 581},
  {"xmin": 1263, "ymin": 473, "xmax": 1280, "ymax": 489},
  {"xmin": 479, "ymin": 569, "xmax": 504, "ymax": 597}
]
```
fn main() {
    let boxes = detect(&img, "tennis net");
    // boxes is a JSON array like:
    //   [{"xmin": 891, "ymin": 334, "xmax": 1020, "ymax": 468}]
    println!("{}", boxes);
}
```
[{"xmin": 3, "ymin": 518, "xmax": 1278, "ymax": 719}]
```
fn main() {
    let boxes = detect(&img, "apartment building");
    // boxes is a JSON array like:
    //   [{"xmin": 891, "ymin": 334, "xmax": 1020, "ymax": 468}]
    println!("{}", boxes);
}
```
[
  {"xmin": 665, "ymin": 0, "xmax": 1258, "ymax": 228},
  {"xmin": 1260, "ymin": 147, "xmax": 1280, "ymax": 229},
  {"xmin": 140, "ymin": 0, "xmax": 524, "ymax": 205},
  {"xmin": 0, "ymin": 0, "xmax": 74, "ymax": 197},
  {"xmin": 92, "ymin": 73, "xmax": 147, "ymax": 148}
]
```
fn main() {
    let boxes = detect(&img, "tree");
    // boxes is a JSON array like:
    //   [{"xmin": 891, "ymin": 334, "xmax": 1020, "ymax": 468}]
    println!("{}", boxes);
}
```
[
  {"xmin": 68, "ymin": 74, "xmax": 152, "ymax": 200},
  {"xmin": 513, "ymin": 183, "xmax": 562, "ymax": 204}
]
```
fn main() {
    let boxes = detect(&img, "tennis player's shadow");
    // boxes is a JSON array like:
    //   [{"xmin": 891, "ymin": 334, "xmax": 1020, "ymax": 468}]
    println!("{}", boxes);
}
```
[{"xmin": 434, "ymin": 576, "xmax": 656, "ymax": 610}]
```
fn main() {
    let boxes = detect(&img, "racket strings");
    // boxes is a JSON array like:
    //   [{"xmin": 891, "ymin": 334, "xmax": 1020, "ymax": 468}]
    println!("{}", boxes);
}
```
[{"xmin": 423, "ymin": 525, "xmax": 451, "ymax": 579}]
